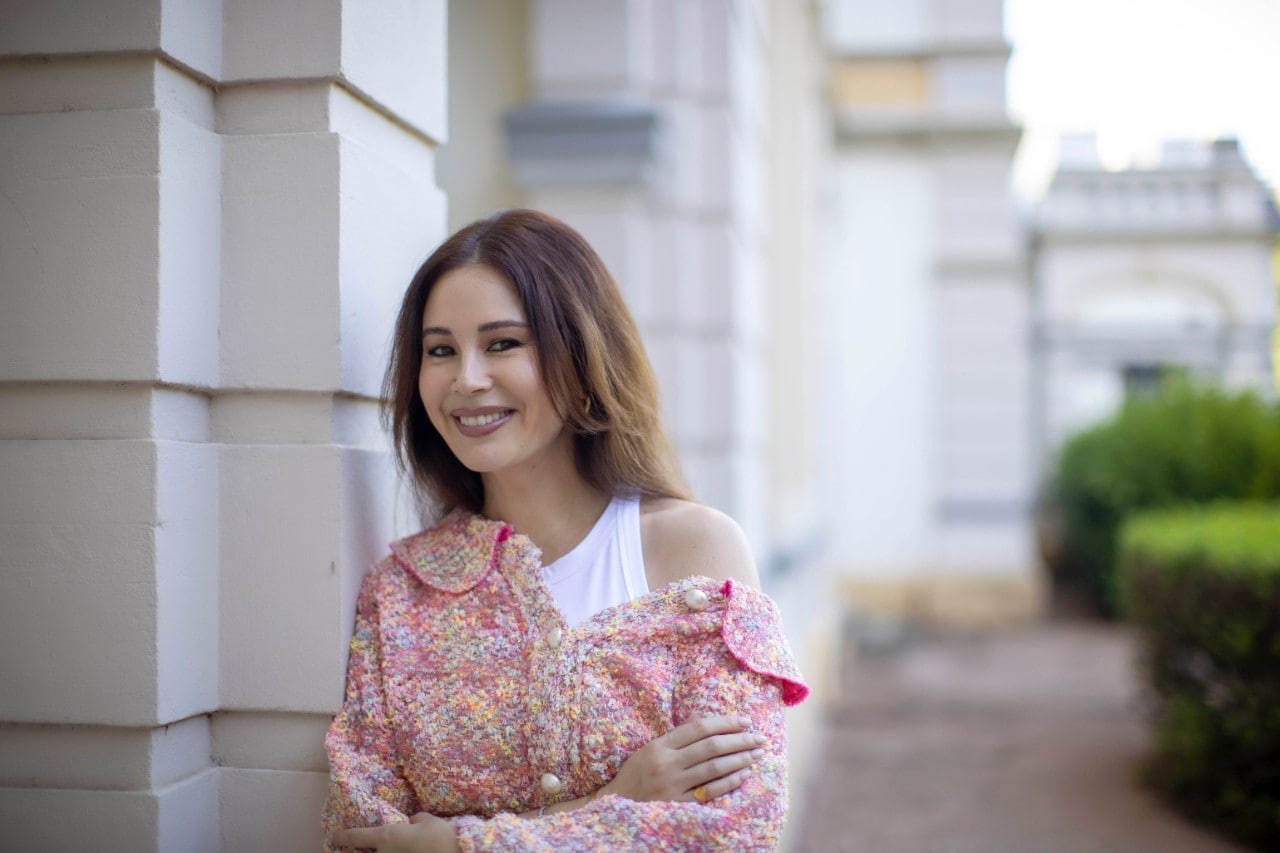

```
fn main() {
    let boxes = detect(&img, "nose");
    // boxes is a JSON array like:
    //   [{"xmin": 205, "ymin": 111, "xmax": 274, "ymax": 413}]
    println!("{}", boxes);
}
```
[{"xmin": 453, "ymin": 350, "xmax": 492, "ymax": 393}]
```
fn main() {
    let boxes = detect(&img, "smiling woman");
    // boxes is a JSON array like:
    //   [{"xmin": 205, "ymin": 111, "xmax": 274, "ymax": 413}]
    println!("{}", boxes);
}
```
[
  {"xmin": 323, "ymin": 209, "xmax": 809, "ymax": 852},
  {"xmin": 417, "ymin": 265, "xmax": 567, "ymax": 482}
]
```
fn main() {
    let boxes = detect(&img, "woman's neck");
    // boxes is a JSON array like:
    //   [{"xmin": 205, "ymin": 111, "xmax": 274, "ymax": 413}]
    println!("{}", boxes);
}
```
[{"xmin": 480, "ymin": 449, "xmax": 610, "ymax": 566}]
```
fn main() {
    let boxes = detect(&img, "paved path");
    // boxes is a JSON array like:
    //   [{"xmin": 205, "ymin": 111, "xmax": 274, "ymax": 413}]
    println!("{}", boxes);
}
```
[{"xmin": 790, "ymin": 622, "xmax": 1244, "ymax": 853}]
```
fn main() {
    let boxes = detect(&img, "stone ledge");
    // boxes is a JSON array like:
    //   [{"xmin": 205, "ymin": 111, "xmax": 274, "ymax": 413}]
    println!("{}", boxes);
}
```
[{"xmin": 837, "ymin": 570, "xmax": 1046, "ymax": 630}]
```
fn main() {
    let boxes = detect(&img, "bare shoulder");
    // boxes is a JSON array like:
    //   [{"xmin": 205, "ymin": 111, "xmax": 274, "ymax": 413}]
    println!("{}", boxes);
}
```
[{"xmin": 639, "ymin": 498, "xmax": 761, "ymax": 590}]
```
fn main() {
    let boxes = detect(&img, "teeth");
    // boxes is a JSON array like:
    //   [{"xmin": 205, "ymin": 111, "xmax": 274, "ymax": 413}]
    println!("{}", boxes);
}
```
[{"xmin": 459, "ymin": 411, "xmax": 509, "ymax": 427}]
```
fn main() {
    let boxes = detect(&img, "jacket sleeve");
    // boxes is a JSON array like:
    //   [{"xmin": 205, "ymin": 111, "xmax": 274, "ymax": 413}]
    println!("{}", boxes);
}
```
[
  {"xmin": 451, "ymin": 579, "xmax": 809, "ymax": 852},
  {"xmin": 321, "ymin": 570, "xmax": 419, "ymax": 848}
]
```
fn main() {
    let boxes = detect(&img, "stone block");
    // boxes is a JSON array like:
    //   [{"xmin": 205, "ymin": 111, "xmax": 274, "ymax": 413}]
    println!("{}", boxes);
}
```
[
  {"xmin": 677, "ymin": 0, "xmax": 731, "ymax": 99},
  {"xmin": 151, "ymin": 716, "xmax": 215, "ymax": 789},
  {"xmin": 0, "ymin": 54, "xmax": 155, "ymax": 115},
  {"xmin": 632, "ymin": 213, "xmax": 676, "ymax": 329},
  {"xmin": 0, "ymin": 440, "xmax": 159, "ymax": 724},
  {"xmin": 823, "ymin": 0, "xmax": 928, "ymax": 52},
  {"xmin": 0, "ymin": 723, "xmax": 153, "ymax": 790},
  {"xmin": 0, "ymin": 110, "xmax": 161, "ymax": 381},
  {"xmin": 211, "ymin": 392, "xmax": 333, "ymax": 445},
  {"xmin": 155, "ymin": 440, "xmax": 220, "ymax": 722},
  {"xmin": 222, "ymin": 0, "xmax": 341, "ymax": 82},
  {"xmin": 340, "ymin": 0, "xmax": 447, "ymax": 141},
  {"xmin": 0, "ymin": 0, "xmax": 161, "ymax": 57},
  {"xmin": 158, "ymin": 0, "xmax": 222, "ymax": 81},
  {"xmin": 220, "ymin": 132, "xmax": 340, "ymax": 390},
  {"xmin": 336, "ymin": 124, "xmax": 445, "ymax": 399},
  {"xmin": 935, "ymin": 521, "xmax": 1036, "ymax": 570},
  {"xmin": 533, "ymin": 0, "xmax": 637, "ymax": 98},
  {"xmin": 700, "ymin": 104, "xmax": 736, "ymax": 213},
  {"xmin": 933, "ymin": 54, "xmax": 1009, "ymax": 118},
  {"xmin": 216, "ymin": 81, "xmax": 332, "ymax": 136},
  {"xmin": 211, "ymin": 711, "xmax": 330, "ymax": 773},
  {"xmin": 934, "ymin": 0, "xmax": 1005, "ymax": 44},
  {"xmin": 725, "ymin": 448, "xmax": 766, "ymax": 551},
  {"xmin": 0, "ymin": 786, "xmax": 158, "ymax": 852},
  {"xmin": 157, "ymin": 107, "xmax": 220, "ymax": 388},
  {"xmin": 649, "ymin": 0, "xmax": 679, "ymax": 94},
  {"xmin": 673, "ymin": 218, "xmax": 717, "ymax": 329},
  {"xmin": 157, "ymin": 769, "xmax": 219, "ymax": 853},
  {"xmin": 151, "ymin": 388, "xmax": 212, "ymax": 443},
  {"xmin": 838, "ymin": 570, "xmax": 1045, "ymax": 629},
  {"xmin": 0, "ymin": 764, "xmax": 217, "ymax": 852},
  {"xmin": 219, "ymin": 768, "xmax": 328, "ymax": 853},
  {"xmin": 219, "ymin": 445, "xmax": 342, "ymax": 712}
]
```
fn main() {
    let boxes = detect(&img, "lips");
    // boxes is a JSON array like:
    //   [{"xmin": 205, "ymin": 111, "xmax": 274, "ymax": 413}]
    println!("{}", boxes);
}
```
[{"xmin": 451, "ymin": 407, "xmax": 514, "ymax": 438}]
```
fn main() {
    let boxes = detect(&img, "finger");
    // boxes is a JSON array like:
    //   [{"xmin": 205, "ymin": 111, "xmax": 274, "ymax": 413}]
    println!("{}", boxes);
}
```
[
  {"xmin": 664, "ymin": 715, "xmax": 751, "ymax": 750},
  {"xmin": 686, "ymin": 767, "xmax": 752, "ymax": 804},
  {"xmin": 683, "ymin": 731, "xmax": 767, "ymax": 766},
  {"xmin": 409, "ymin": 812, "xmax": 430, "ymax": 824},
  {"xmin": 684, "ymin": 746, "xmax": 765, "ymax": 785},
  {"xmin": 332, "ymin": 826, "xmax": 383, "ymax": 847}
]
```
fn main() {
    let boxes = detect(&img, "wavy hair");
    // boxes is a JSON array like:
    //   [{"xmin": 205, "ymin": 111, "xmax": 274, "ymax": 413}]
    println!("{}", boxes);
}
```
[{"xmin": 384, "ymin": 209, "xmax": 690, "ymax": 516}]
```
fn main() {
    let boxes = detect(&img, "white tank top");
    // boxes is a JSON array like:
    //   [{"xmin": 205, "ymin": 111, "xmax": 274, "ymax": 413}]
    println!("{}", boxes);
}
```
[{"xmin": 541, "ymin": 495, "xmax": 649, "ymax": 627}]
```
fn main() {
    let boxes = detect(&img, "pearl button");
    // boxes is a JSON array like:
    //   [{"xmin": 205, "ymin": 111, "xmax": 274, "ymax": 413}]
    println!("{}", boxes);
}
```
[
  {"xmin": 548, "ymin": 627, "xmax": 563, "ymax": 648},
  {"xmin": 540, "ymin": 772, "xmax": 563, "ymax": 795},
  {"xmin": 684, "ymin": 588, "xmax": 709, "ymax": 612}
]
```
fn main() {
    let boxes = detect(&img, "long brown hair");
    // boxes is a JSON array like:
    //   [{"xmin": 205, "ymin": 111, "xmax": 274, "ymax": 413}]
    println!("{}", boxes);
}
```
[{"xmin": 384, "ymin": 209, "xmax": 690, "ymax": 517}]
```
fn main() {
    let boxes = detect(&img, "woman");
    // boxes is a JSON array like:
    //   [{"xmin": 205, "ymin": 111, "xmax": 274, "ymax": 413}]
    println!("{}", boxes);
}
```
[{"xmin": 324, "ymin": 210, "xmax": 808, "ymax": 851}]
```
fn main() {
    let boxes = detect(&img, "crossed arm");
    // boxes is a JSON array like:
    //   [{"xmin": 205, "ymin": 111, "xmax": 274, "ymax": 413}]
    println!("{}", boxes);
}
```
[{"xmin": 330, "ymin": 714, "xmax": 768, "ymax": 852}]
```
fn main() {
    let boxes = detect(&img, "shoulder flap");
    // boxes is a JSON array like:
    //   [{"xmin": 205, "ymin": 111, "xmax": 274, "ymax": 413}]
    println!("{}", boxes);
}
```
[{"xmin": 719, "ymin": 578, "xmax": 810, "ymax": 706}]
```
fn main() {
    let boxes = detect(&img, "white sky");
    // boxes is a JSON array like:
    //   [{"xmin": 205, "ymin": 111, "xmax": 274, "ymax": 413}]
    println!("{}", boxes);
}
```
[{"xmin": 1005, "ymin": 0, "xmax": 1280, "ymax": 198}]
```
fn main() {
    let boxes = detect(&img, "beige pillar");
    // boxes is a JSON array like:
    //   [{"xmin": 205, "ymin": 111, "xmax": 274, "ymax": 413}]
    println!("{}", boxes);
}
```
[{"xmin": 0, "ymin": 2, "xmax": 446, "ymax": 850}]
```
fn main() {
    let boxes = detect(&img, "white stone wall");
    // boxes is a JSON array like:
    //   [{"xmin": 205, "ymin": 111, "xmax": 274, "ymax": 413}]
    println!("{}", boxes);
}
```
[
  {"xmin": 823, "ymin": 0, "xmax": 1035, "ymax": 583},
  {"xmin": 512, "ymin": 0, "xmax": 772, "ymax": 552},
  {"xmin": 0, "ymin": 1, "xmax": 446, "ymax": 850}
]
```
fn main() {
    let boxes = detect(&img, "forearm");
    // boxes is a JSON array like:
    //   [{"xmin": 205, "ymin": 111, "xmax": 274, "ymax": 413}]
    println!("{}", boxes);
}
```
[{"xmin": 516, "ymin": 785, "xmax": 607, "ymax": 819}]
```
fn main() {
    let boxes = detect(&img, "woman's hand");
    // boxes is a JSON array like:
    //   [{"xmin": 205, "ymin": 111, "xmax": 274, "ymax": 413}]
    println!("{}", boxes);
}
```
[
  {"xmin": 601, "ymin": 714, "xmax": 767, "ymax": 803},
  {"xmin": 331, "ymin": 812, "xmax": 458, "ymax": 852}
]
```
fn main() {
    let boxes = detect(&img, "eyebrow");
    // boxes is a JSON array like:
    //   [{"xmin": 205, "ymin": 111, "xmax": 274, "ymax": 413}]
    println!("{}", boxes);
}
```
[{"xmin": 421, "ymin": 320, "xmax": 530, "ymax": 338}]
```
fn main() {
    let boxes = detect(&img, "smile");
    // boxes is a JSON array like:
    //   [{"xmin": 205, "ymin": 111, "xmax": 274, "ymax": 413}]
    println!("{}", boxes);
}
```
[{"xmin": 458, "ymin": 411, "xmax": 512, "ymax": 427}]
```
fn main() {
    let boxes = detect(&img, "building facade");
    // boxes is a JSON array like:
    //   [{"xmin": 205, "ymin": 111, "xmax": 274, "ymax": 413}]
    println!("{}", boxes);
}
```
[
  {"xmin": 819, "ymin": 0, "xmax": 1040, "ymax": 626},
  {"xmin": 1032, "ymin": 135, "xmax": 1278, "ymax": 457}
]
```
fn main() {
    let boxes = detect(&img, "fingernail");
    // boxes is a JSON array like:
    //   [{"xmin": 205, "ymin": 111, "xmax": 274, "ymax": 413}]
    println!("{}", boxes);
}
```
[
  {"xmin": 753, "ymin": 733, "xmax": 767, "ymax": 745},
  {"xmin": 751, "ymin": 748, "xmax": 765, "ymax": 759},
  {"xmin": 737, "ymin": 716, "xmax": 751, "ymax": 727}
]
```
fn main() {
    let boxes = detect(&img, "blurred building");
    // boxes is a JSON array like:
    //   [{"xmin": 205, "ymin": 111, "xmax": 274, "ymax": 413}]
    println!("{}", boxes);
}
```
[
  {"xmin": 819, "ymin": 0, "xmax": 1039, "ymax": 628},
  {"xmin": 1032, "ymin": 135, "xmax": 1279, "ymax": 456}
]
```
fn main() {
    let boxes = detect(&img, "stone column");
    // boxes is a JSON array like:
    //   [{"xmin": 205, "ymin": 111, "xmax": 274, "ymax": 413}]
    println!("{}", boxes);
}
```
[
  {"xmin": 0, "ymin": 2, "xmax": 445, "ymax": 850},
  {"xmin": 824, "ymin": 0, "xmax": 1040, "ymax": 625},
  {"xmin": 506, "ymin": 0, "xmax": 771, "ymax": 549}
]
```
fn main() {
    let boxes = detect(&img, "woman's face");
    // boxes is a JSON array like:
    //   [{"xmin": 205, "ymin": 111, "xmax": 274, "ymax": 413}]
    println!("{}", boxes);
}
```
[{"xmin": 418, "ymin": 264, "xmax": 570, "ymax": 479}]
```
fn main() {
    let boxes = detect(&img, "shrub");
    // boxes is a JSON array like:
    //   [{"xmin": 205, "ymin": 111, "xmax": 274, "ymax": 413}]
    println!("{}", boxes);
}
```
[
  {"xmin": 1120, "ymin": 503, "xmax": 1280, "ymax": 849},
  {"xmin": 1053, "ymin": 379, "xmax": 1280, "ymax": 613}
]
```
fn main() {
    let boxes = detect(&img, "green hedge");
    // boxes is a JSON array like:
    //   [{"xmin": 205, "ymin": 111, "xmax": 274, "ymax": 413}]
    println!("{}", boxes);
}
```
[
  {"xmin": 1120, "ymin": 503, "xmax": 1280, "ymax": 849},
  {"xmin": 1054, "ymin": 380, "xmax": 1280, "ymax": 613}
]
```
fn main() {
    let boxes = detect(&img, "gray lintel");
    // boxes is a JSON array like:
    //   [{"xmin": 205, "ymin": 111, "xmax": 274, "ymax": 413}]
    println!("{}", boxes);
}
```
[{"xmin": 504, "ymin": 99, "xmax": 664, "ymax": 187}]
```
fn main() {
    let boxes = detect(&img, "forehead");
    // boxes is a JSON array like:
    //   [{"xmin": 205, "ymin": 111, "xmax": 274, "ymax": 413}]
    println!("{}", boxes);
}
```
[{"xmin": 423, "ymin": 264, "xmax": 525, "ymax": 325}]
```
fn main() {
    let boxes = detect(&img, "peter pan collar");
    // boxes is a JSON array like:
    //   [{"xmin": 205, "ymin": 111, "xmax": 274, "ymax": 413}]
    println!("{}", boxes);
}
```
[{"xmin": 389, "ymin": 509, "xmax": 527, "ymax": 594}]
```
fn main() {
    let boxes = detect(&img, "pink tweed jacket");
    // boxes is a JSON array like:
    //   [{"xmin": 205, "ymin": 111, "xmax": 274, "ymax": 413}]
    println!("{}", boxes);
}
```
[{"xmin": 323, "ymin": 509, "xmax": 809, "ymax": 852}]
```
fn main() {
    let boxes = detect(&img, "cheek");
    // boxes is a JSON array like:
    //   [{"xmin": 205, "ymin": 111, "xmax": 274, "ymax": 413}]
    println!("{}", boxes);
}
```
[{"xmin": 418, "ymin": 370, "xmax": 447, "ymax": 423}]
